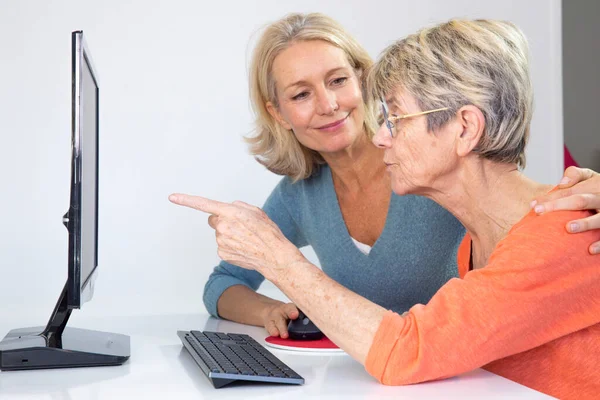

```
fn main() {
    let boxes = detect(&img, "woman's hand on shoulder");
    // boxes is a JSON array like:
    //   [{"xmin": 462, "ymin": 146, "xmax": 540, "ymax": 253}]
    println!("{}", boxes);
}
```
[{"xmin": 531, "ymin": 166, "xmax": 600, "ymax": 254}]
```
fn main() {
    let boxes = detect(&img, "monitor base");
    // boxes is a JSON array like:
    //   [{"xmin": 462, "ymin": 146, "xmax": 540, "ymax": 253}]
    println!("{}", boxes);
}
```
[{"xmin": 0, "ymin": 326, "xmax": 130, "ymax": 371}]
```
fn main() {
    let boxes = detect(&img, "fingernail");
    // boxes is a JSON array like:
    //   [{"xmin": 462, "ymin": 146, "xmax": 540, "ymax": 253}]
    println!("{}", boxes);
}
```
[
  {"xmin": 569, "ymin": 222, "xmax": 579, "ymax": 233},
  {"xmin": 559, "ymin": 177, "xmax": 571, "ymax": 185},
  {"xmin": 592, "ymin": 245, "xmax": 600, "ymax": 255},
  {"xmin": 534, "ymin": 205, "xmax": 545, "ymax": 214},
  {"xmin": 530, "ymin": 200, "xmax": 537, "ymax": 208}
]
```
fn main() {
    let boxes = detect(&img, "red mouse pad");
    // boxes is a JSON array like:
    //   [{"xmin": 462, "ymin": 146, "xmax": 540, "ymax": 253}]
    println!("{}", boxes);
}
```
[{"xmin": 264, "ymin": 335, "xmax": 344, "ymax": 353}]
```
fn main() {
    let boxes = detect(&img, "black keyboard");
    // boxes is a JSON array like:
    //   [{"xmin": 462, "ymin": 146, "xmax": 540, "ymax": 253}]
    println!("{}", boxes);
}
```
[{"xmin": 177, "ymin": 330, "xmax": 304, "ymax": 388}]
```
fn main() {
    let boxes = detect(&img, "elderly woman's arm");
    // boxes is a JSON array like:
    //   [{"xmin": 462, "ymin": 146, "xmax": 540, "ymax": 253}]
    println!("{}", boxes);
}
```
[
  {"xmin": 275, "ymin": 207, "xmax": 600, "ymax": 385},
  {"xmin": 170, "ymin": 194, "xmax": 600, "ymax": 385}
]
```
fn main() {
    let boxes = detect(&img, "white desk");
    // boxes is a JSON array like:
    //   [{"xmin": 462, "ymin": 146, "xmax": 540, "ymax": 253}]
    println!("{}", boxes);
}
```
[{"xmin": 0, "ymin": 313, "xmax": 553, "ymax": 399}]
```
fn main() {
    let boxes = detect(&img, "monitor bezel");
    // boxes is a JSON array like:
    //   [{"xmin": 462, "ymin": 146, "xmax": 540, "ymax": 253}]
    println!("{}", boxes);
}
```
[{"xmin": 67, "ymin": 31, "xmax": 100, "ymax": 309}]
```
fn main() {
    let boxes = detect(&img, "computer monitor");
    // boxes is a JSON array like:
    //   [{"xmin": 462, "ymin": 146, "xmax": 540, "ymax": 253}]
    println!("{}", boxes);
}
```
[
  {"xmin": 67, "ymin": 29, "xmax": 99, "ymax": 309},
  {"xmin": 0, "ymin": 31, "xmax": 130, "ymax": 371}
]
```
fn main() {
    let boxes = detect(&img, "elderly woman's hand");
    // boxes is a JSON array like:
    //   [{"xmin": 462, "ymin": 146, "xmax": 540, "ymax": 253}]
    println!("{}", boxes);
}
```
[
  {"xmin": 169, "ymin": 193, "xmax": 307, "ymax": 279},
  {"xmin": 531, "ymin": 167, "xmax": 600, "ymax": 254}
]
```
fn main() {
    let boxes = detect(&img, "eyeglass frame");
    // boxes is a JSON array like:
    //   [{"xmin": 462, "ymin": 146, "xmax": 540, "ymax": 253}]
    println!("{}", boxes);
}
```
[{"xmin": 381, "ymin": 101, "xmax": 449, "ymax": 137}]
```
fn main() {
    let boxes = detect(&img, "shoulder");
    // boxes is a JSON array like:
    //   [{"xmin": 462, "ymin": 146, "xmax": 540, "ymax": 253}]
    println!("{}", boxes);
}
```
[
  {"xmin": 490, "ymin": 208, "xmax": 598, "ymax": 268},
  {"xmin": 507, "ymin": 185, "xmax": 596, "ymax": 245},
  {"xmin": 509, "ymin": 208, "xmax": 595, "ymax": 244}
]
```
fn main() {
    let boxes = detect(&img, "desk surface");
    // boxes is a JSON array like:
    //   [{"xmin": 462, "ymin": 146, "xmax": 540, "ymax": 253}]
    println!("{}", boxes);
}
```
[{"xmin": 0, "ymin": 313, "xmax": 553, "ymax": 399}]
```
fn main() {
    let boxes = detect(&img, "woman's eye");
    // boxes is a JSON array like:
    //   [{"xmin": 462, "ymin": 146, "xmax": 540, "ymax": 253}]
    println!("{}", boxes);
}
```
[
  {"xmin": 292, "ymin": 91, "xmax": 309, "ymax": 101},
  {"xmin": 331, "ymin": 77, "xmax": 347, "ymax": 86}
]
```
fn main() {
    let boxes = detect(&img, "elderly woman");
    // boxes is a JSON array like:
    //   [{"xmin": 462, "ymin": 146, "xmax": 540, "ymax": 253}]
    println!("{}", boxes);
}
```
[
  {"xmin": 172, "ymin": 19, "xmax": 600, "ymax": 399},
  {"xmin": 202, "ymin": 12, "xmax": 600, "ymax": 340}
]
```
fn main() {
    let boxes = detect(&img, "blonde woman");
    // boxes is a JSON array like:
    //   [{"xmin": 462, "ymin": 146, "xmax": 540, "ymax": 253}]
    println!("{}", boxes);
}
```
[{"xmin": 173, "ymin": 19, "xmax": 599, "ymax": 399}]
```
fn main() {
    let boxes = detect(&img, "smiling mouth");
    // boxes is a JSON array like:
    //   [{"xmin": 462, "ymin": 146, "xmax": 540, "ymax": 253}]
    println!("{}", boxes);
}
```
[{"xmin": 316, "ymin": 115, "xmax": 349, "ymax": 130}]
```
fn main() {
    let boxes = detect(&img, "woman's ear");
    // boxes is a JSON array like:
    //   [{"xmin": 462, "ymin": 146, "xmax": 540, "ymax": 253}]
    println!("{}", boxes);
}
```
[
  {"xmin": 266, "ymin": 101, "xmax": 292, "ymax": 131},
  {"xmin": 455, "ymin": 105, "xmax": 485, "ymax": 157}
]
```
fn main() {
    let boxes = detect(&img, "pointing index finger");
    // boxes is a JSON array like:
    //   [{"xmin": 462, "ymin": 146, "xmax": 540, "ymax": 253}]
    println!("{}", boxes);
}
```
[{"xmin": 169, "ymin": 193, "xmax": 232, "ymax": 215}]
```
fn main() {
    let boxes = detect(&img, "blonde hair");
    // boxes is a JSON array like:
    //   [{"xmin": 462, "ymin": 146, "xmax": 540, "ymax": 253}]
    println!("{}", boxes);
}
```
[
  {"xmin": 247, "ymin": 13, "xmax": 377, "ymax": 181},
  {"xmin": 367, "ymin": 19, "xmax": 533, "ymax": 168}
]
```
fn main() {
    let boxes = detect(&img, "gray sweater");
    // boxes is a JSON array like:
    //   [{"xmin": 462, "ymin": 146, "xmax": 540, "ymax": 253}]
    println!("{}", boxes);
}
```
[{"xmin": 203, "ymin": 165, "xmax": 465, "ymax": 317}]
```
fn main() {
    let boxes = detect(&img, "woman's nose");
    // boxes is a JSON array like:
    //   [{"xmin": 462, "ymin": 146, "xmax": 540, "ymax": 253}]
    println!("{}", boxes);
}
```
[
  {"xmin": 372, "ymin": 123, "xmax": 392, "ymax": 148},
  {"xmin": 315, "ymin": 89, "xmax": 337, "ymax": 115}
]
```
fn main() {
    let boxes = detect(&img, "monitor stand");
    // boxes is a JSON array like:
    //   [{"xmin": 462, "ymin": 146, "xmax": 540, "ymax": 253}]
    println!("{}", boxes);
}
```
[{"xmin": 0, "ymin": 282, "xmax": 130, "ymax": 371}]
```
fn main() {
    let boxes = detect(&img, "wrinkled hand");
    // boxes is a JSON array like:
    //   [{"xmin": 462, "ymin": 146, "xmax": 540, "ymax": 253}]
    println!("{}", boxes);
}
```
[
  {"xmin": 262, "ymin": 302, "xmax": 299, "ymax": 338},
  {"xmin": 531, "ymin": 167, "xmax": 600, "ymax": 254},
  {"xmin": 169, "ymin": 193, "xmax": 307, "ymax": 278}
]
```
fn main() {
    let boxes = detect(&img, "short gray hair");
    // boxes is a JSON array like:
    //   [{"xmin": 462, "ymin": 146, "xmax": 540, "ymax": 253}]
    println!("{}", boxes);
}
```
[{"xmin": 367, "ymin": 19, "xmax": 533, "ymax": 168}]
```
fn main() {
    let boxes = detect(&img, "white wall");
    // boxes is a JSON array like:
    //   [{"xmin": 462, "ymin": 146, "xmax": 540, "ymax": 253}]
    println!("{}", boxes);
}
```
[
  {"xmin": 0, "ymin": 0, "xmax": 562, "ymax": 322},
  {"xmin": 563, "ymin": 1, "xmax": 600, "ymax": 171}
]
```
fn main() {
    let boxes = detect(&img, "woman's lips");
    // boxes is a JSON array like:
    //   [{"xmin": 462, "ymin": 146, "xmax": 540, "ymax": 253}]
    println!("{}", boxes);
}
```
[{"xmin": 316, "ymin": 115, "xmax": 348, "ymax": 131}]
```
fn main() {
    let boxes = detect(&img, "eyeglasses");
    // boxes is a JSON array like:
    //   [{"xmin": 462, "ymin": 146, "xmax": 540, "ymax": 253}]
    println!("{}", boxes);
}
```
[{"xmin": 381, "ymin": 101, "xmax": 449, "ymax": 137}]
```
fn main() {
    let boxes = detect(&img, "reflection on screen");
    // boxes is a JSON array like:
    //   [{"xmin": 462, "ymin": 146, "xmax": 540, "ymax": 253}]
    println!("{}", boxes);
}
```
[{"xmin": 80, "ymin": 54, "xmax": 98, "ymax": 290}]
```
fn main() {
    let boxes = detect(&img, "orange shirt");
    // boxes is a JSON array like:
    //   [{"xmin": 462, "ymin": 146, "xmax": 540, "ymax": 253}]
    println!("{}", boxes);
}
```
[{"xmin": 365, "ymin": 207, "xmax": 600, "ymax": 399}]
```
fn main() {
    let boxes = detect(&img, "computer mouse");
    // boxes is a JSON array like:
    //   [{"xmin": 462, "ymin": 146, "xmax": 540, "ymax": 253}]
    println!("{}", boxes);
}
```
[{"xmin": 287, "ymin": 310, "xmax": 324, "ymax": 341}]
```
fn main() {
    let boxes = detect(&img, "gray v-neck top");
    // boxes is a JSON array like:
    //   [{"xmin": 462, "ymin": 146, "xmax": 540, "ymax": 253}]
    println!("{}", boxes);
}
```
[{"xmin": 203, "ymin": 165, "xmax": 465, "ymax": 316}]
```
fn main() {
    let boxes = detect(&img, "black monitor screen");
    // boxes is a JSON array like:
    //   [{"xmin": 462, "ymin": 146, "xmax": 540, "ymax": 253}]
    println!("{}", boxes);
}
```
[{"xmin": 67, "ymin": 31, "xmax": 99, "ymax": 308}]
